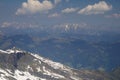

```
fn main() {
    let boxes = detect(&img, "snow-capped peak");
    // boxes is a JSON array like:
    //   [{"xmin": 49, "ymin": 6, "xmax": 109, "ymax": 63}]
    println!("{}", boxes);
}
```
[
  {"xmin": 0, "ymin": 48, "xmax": 118, "ymax": 80},
  {"xmin": 6, "ymin": 49, "xmax": 23, "ymax": 54},
  {"xmin": 0, "ymin": 47, "xmax": 24, "ymax": 54},
  {"xmin": 0, "ymin": 48, "xmax": 80, "ymax": 80}
]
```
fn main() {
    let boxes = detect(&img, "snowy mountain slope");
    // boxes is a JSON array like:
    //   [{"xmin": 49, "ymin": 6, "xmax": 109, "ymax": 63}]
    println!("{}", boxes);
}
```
[{"xmin": 0, "ymin": 48, "xmax": 119, "ymax": 80}]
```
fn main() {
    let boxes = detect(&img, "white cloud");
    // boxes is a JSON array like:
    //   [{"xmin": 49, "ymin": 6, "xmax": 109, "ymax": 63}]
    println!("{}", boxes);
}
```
[
  {"xmin": 54, "ymin": 0, "xmax": 61, "ymax": 5},
  {"xmin": 78, "ymin": 1, "xmax": 112, "ymax": 15},
  {"xmin": 48, "ymin": 13, "xmax": 60, "ymax": 17},
  {"xmin": 16, "ymin": 0, "xmax": 54, "ymax": 15},
  {"xmin": 62, "ymin": 8, "xmax": 78, "ymax": 13},
  {"xmin": 105, "ymin": 13, "xmax": 120, "ymax": 18}
]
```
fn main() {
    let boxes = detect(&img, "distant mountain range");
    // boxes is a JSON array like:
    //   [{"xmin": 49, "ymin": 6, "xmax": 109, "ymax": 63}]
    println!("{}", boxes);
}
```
[
  {"xmin": 0, "ymin": 23, "xmax": 120, "ymax": 71},
  {"xmin": 0, "ymin": 33, "xmax": 120, "ymax": 71},
  {"xmin": 0, "ymin": 48, "xmax": 120, "ymax": 80},
  {"xmin": 0, "ymin": 23, "xmax": 120, "ymax": 36}
]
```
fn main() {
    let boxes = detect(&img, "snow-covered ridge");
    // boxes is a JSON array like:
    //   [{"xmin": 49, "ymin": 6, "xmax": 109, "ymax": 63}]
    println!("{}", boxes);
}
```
[
  {"xmin": 0, "ymin": 48, "xmax": 24, "ymax": 54},
  {"xmin": 0, "ymin": 48, "xmax": 71, "ymax": 71},
  {"xmin": 0, "ymin": 68, "xmax": 46, "ymax": 80},
  {"xmin": 31, "ymin": 53, "xmax": 72, "ymax": 72},
  {"xmin": 0, "ymin": 49, "xmax": 8, "ymax": 54},
  {"xmin": 0, "ymin": 48, "xmax": 118, "ymax": 80},
  {"xmin": 0, "ymin": 48, "xmax": 69, "ymax": 71},
  {"xmin": 0, "ymin": 48, "xmax": 79, "ymax": 80},
  {"xmin": 0, "ymin": 48, "xmax": 72, "ymax": 72}
]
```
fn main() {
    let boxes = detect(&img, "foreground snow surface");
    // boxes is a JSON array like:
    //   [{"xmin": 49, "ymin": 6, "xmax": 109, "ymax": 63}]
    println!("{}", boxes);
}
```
[{"xmin": 0, "ymin": 68, "xmax": 46, "ymax": 80}]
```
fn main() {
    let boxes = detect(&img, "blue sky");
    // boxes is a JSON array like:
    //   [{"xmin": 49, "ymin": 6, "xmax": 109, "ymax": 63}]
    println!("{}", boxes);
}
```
[{"xmin": 0, "ymin": 0, "xmax": 120, "ymax": 31}]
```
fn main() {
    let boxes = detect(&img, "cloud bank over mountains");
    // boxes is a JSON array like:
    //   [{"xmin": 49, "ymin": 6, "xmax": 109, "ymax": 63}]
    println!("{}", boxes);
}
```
[{"xmin": 1, "ymin": 0, "xmax": 119, "ymax": 33}]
